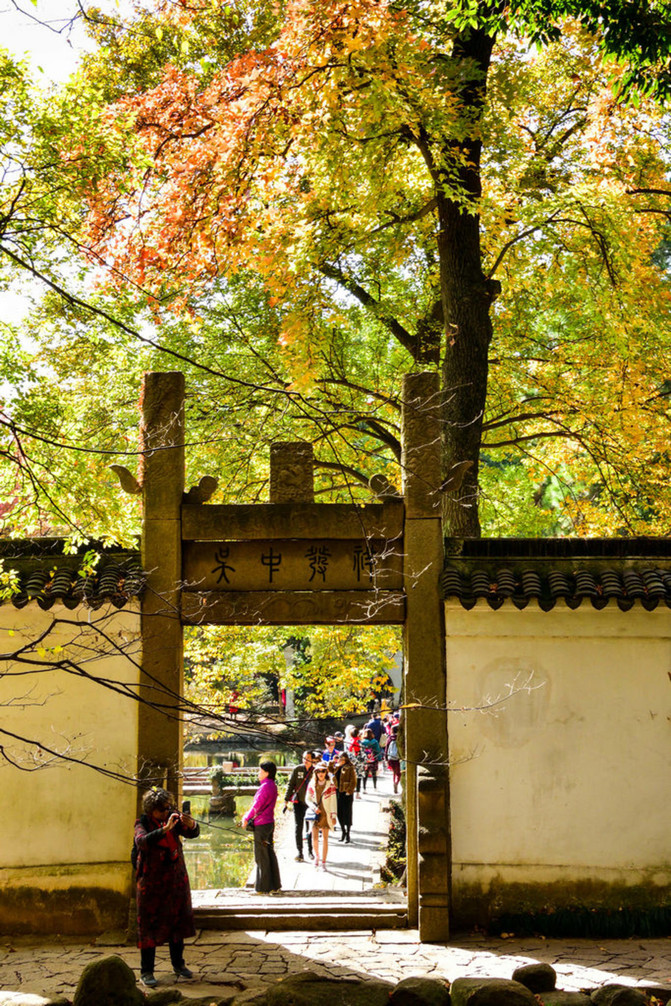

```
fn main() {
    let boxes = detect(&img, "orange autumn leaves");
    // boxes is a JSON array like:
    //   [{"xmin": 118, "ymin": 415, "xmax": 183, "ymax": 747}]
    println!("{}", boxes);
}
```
[{"xmin": 83, "ymin": 0, "xmax": 454, "ymax": 312}]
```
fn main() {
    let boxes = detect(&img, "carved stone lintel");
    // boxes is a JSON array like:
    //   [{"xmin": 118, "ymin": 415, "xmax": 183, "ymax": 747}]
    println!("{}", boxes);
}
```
[
  {"xmin": 181, "ymin": 589, "xmax": 405, "ymax": 625},
  {"xmin": 182, "ymin": 501, "xmax": 404, "ymax": 541}
]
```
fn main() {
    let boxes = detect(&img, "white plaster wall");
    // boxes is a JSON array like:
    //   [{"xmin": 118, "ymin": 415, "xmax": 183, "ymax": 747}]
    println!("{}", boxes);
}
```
[
  {"xmin": 0, "ymin": 602, "xmax": 141, "ymax": 869},
  {"xmin": 446, "ymin": 601, "xmax": 671, "ymax": 888}
]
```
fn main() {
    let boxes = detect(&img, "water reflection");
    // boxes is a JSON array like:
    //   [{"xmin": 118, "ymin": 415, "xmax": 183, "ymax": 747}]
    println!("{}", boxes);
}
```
[
  {"xmin": 184, "ymin": 793, "xmax": 255, "ymax": 889},
  {"xmin": 183, "ymin": 748, "xmax": 296, "ymax": 889}
]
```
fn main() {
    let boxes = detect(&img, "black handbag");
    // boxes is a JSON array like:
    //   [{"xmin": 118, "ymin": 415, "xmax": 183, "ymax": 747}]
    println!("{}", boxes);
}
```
[{"xmin": 245, "ymin": 818, "xmax": 255, "ymax": 831}]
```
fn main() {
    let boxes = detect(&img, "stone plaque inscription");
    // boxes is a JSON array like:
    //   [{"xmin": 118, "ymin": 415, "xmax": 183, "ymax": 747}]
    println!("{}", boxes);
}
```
[{"xmin": 182, "ymin": 539, "xmax": 403, "ymax": 592}]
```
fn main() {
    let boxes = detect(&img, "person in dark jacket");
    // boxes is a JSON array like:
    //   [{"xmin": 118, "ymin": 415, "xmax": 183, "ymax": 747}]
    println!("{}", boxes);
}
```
[
  {"xmin": 364, "ymin": 712, "xmax": 384, "ymax": 742},
  {"xmin": 333, "ymin": 752, "xmax": 357, "ymax": 843},
  {"xmin": 241, "ymin": 760, "xmax": 281, "ymax": 893},
  {"xmin": 134, "ymin": 787, "xmax": 200, "ymax": 988},
  {"xmin": 283, "ymin": 750, "xmax": 314, "ymax": 861}
]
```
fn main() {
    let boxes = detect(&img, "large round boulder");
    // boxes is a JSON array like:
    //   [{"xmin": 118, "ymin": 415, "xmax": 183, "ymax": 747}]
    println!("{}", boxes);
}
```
[
  {"xmin": 539, "ymin": 993, "xmax": 592, "ymax": 1006},
  {"xmin": 262, "ymin": 972, "xmax": 395, "ymax": 1006},
  {"xmin": 73, "ymin": 955, "xmax": 144, "ymax": 1006},
  {"xmin": 450, "ymin": 977, "xmax": 538, "ymax": 1006},
  {"xmin": 390, "ymin": 976, "xmax": 451, "ymax": 1006},
  {"xmin": 592, "ymin": 987, "xmax": 650, "ymax": 1006},
  {"xmin": 512, "ymin": 965, "xmax": 557, "ymax": 994}
]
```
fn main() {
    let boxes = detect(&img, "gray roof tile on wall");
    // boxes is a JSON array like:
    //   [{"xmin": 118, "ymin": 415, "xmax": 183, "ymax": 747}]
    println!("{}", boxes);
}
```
[
  {"xmin": 442, "ymin": 538, "xmax": 671, "ymax": 611},
  {"xmin": 0, "ymin": 539, "xmax": 144, "ymax": 610}
]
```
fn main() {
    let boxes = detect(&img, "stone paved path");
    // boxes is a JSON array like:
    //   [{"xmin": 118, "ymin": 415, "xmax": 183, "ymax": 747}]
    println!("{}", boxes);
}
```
[{"xmin": 1, "ymin": 929, "xmax": 670, "ymax": 1003}]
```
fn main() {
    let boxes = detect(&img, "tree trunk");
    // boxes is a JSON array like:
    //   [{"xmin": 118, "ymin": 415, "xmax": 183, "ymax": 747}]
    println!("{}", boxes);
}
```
[
  {"xmin": 436, "ymin": 26, "xmax": 498, "ymax": 537},
  {"xmin": 439, "ymin": 202, "xmax": 495, "ymax": 537}
]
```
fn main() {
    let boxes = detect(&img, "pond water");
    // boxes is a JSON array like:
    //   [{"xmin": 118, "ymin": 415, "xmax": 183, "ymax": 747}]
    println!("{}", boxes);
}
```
[
  {"xmin": 183, "ymin": 793, "xmax": 256, "ymax": 890},
  {"xmin": 183, "ymin": 747, "xmax": 297, "ymax": 890}
]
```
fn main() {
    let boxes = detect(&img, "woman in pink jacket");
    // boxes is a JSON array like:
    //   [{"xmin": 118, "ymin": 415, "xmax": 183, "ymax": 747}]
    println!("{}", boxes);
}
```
[
  {"xmin": 305, "ymin": 762, "xmax": 337, "ymax": 870},
  {"xmin": 241, "ymin": 760, "xmax": 281, "ymax": 894}
]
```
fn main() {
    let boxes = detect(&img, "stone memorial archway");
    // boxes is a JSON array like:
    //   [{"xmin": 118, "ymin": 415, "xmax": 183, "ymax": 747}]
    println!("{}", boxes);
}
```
[{"xmin": 135, "ymin": 370, "xmax": 449, "ymax": 941}]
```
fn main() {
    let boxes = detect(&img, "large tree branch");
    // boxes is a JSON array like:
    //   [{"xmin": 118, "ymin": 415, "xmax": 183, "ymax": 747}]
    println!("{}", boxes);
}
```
[
  {"xmin": 368, "ymin": 197, "xmax": 438, "ymax": 237},
  {"xmin": 483, "ymin": 408, "xmax": 569, "ymax": 431},
  {"xmin": 313, "ymin": 460, "xmax": 370, "ymax": 487},
  {"xmin": 315, "ymin": 377, "xmax": 401, "ymax": 412},
  {"xmin": 319, "ymin": 262, "xmax": 418, "ymax": 359},
  {"xmin": 483, "ymin": 429, "xmax": 575, "ymax": 448},
  {"xmin": 487, "ymin": 210, "xmax": 562, "ymax": 278}
]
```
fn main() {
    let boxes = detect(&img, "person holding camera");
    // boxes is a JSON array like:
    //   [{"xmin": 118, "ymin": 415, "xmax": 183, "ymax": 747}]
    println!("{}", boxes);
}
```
[{"xmin": 133, "ymin": 787, "xmax": 200, "ymax": 988}]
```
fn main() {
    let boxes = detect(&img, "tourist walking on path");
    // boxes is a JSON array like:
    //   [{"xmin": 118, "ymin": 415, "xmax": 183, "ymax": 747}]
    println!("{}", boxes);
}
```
[
  {"xmin": 343, "ymin": 724, "xmax": 357, "ymax": 752},
  {"xmin": 347, "ymin": 726, "xmax": 366, "ymax": 797},
  {"xmin": 333, "ymin": 751, "xmax": 357, "ymax": 843},
  {"xmin": 305, "ymin": 762, "xmax": 337, "ymax": 870},
  {"xmin": 322, "ymin": 735, "xmax": 339, "ymax": 764},
  {"xmin": 283, "ymin": 750, "xmax": 314, "ymax": 862},
  {"xmin": 134, "ymin": 787, "xmax": 200, "ymax": 988},
  {"xmin": 361, "ymin": 728, "xmax": 383, "ymax": 791},
  {"xmin": 386, "ymin": 725, "xmax": 402, "ymax": 794},
  {"xmin": 365, "ymin": 711, "xmax": 384, "ymax": 742},
  {"xmin": 241, "ymin": 760, "xmax": 281, "ymax": 894}
]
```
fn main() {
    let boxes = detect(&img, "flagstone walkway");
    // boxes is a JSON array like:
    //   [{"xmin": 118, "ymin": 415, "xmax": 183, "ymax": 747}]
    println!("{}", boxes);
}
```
[{"xmin": 2, "ymin": 928, "xmax": 670, "ymax": 1004}]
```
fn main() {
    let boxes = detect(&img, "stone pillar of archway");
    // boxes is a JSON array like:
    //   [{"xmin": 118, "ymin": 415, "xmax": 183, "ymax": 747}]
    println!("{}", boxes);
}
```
[
  {"xmin": 402, "ymin": 371, "xmax": 450, "ymax": 941},
  {"xmin": 138, "ymin": 371, "xmax": 185, "ymax": 800}
]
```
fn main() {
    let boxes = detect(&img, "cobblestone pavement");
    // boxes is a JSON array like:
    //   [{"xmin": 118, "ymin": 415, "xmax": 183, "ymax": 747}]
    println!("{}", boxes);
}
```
[{"xmin": 1, "ymin": 928, "xmax": 670, "ymax": 1003}]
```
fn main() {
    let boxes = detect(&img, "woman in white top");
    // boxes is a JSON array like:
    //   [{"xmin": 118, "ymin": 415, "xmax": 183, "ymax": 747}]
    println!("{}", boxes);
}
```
[{"xmin": 305, "ymin": 763, "xmax": 337, "ymax": 870}]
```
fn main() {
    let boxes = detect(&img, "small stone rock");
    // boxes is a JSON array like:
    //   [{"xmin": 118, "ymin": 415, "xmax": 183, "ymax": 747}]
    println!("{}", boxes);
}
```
[
  {"xmin": 73, "ymin": 954, "xmax": 144, "ymax": 1006},
  {"xmin": 146, "ymin": 991, "xmax": 183, "ymax": 1006},
  {"xmin": 512, "ymin": 965, "xmax": 556, "ymax": 994},
  {"xmin": 451, "ymin": 978, "xmax": 538, "ymax": 1006},
  {"xmin": 608, "ymin": 991, "xmax": 651, "ymax": 1006},
  {"xmin": 539, "ymin": 993, "xmax": 591, "ymax": 1006},
  {"xmin": 180, "ymin": 998, "xmax": 238, "ymax": 1006},
  {"xmin": 592, "ymin": 987, "xmax": 650, "ymax": 1006},
  {"xmin": 390, "ymin": 977, "xmax": 451, "ymax": 1006},
  {"xmin": 637, "ymin": 989, "xmax": 671, "ymax": 1005},
  {"xmin": 262, "ymin": 972, "xmax": 394, "ymax": 1006}
]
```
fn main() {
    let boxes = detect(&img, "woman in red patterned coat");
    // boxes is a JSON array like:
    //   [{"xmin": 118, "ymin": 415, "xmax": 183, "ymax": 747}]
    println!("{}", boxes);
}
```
[{"xmin": 134, "ymin": 787, "xmax": 200, "ymax": 988}]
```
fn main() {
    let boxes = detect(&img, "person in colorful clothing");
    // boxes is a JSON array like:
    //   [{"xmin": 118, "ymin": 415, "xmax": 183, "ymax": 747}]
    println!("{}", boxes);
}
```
[
  {"xmin": 305, "ymin": 762, "xmax": 337, "ymax": 870},
  {"xmin": 134, "ymin": 787, "xmax": 200, "ymax": 988},
  {"xmin": 321, "ymin": 735, "xmax": 338, "ymax": 765},
  {"xmin": 345, "ymin": 726, "xmax": 366, "ymax": 798},
  {"xmin": 283, "ymin": 750, "xmax": 314, "ymax": 862},
  {"xmin": 361, "ymin": 728, "xmax": 383, "ymax": 791},
  {"xmin": 364, "ymin": 711, "xmax": 384, "ymax": 743},
  {"xmin": 241, "ymin": 760, "xmax": 281, "ymax": 894},
  {"xmin": 386, "ymin": 725, "xmax": 402, "ymax": 794}
]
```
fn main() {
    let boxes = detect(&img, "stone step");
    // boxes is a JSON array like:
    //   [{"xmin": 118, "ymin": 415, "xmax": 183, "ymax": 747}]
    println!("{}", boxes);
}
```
[
  {"xmin": 194, "ymin": 889, "xmax": 407, "ymax": 930},
  {"xmin": 194, "ymin": 906, "xmax": 408, "ymax": 931}
]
